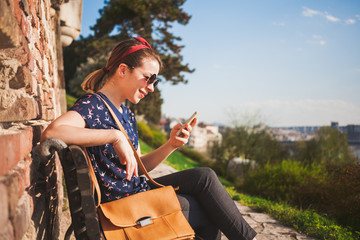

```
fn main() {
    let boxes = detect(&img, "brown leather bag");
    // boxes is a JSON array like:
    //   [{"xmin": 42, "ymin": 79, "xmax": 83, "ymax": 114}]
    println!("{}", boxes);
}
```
[{"xmin": 84, "ymin": 95, "xmax": 195, "ymax": 240}]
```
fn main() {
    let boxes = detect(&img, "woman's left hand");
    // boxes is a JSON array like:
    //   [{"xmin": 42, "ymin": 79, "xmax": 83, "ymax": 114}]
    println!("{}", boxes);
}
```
[{"xmin": 168, "ymin": 118, "xmax": 197, "ymax": 148}]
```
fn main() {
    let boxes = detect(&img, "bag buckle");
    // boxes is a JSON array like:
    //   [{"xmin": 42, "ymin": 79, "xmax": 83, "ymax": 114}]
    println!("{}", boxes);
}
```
[{"xmin": 136, "ymin": 216, "xmax": 152, "ymax": 228}]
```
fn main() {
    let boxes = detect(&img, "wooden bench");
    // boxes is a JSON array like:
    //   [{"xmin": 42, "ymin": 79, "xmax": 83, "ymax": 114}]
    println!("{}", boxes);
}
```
[{"xmin": 35, "ymin": 138, "xmax": 103, "ymax": 240}]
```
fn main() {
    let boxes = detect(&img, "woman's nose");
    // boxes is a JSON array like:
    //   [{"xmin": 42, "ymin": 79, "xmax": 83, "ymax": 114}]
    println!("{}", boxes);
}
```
[{"xmin": 146, "ymin": 83, "xmax": 155, "ymax": 92}]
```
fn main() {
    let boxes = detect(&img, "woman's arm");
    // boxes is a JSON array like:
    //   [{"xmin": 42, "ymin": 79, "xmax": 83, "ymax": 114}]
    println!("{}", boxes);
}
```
[
  {"xmin": 41, "ymin": 111, "xmax": 119, "ymax": 146},
  {"xmin": 139, "ymin": 119, "xmax": 197, "ymax": 173},
  {"xmin": 41, "ymin": 110, "xmax": 138, "ymax": 180}
]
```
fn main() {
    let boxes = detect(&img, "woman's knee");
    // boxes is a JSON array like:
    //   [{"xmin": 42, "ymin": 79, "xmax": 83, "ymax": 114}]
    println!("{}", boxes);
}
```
[
  {"xmin": 196, "ymin": 167, "xmax": 217, "ymax": 178},
  {"xmin": 191, "ymin": 167, "xmax": 219, "ymax": 187}
]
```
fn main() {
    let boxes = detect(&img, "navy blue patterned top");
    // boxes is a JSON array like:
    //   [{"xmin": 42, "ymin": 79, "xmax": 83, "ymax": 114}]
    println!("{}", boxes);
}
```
[{"xmin": 69, "ymin": 92, "xmax": 149, "ymax": 203}]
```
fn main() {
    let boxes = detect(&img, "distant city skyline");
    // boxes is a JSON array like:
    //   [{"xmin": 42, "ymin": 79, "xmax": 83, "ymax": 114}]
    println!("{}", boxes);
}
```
[{"xmin": 80, "ymin": 1, "xmax": 360, "ymax": 127}]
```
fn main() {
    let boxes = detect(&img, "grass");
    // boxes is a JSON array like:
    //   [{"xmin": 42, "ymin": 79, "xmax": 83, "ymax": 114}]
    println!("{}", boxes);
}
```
[
  {"xmin": 140, "ymin": 139, "xmax": 360, "ymax": 240},
  {"xmin": 232, "ymin": 191, "xmax": 359, "ymax": 240},
  {"xmin": 139, "ymin": 140, "xmax": 233, "ymax": 187}
]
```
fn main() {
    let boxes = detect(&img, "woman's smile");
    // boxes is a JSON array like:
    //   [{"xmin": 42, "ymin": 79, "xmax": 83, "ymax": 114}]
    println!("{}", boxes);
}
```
[{"xmin": 139, "ymin": 89, "xmax": 147, "ymax": 98}]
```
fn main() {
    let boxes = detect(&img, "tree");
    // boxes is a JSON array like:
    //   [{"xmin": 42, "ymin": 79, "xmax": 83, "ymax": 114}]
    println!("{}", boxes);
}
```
[
  {"xmin": 64, "ymin": 0, "xmax": 194, "ymax": 123},
  {"xmin": 211, "ymin": 125, "xmax": 286, "ymax": 175},
  {"xmin": 295, "ymin": 127, "xmax": 355, "ymax": 166}
]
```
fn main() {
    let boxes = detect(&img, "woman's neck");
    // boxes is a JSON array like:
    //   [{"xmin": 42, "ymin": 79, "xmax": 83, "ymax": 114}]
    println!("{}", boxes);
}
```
[{"xmin": 99, "ymin": 83, "xmax": 126, "ymax": 112}]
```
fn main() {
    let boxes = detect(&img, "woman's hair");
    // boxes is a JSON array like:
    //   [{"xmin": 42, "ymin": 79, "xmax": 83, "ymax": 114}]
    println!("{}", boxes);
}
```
[{"xmin": 81, "ymin": 38, "xmax": 163, "ymax": 92}]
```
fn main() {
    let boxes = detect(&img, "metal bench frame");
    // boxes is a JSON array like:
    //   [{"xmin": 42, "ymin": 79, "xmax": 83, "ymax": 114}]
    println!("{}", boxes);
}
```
[{"xmin": 36, "ymin": 138, "xmax": 103, "ymax": 240}]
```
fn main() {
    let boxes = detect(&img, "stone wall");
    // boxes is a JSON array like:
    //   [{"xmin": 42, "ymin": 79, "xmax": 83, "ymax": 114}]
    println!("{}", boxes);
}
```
[{"xmin": 0, "ymin": 0, "xmax": 67, "ymax": 239}]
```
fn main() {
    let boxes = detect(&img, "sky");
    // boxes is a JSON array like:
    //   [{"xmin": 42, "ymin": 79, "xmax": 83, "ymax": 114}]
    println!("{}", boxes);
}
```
[{"xmin": 80, "ymin": 0, "xmax": 360, "ymax": 127}]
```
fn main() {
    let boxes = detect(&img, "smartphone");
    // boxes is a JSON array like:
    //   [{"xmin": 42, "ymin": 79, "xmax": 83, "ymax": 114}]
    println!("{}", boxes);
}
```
[{"xmin": 176, "ymin": 112, "xmax": 198, "ymax": 136}]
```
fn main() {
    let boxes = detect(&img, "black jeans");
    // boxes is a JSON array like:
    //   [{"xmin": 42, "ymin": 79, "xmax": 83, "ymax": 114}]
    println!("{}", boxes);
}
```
[{"xmin": 148, "ymin": 167, "xmax": 257, "ymax": 240}]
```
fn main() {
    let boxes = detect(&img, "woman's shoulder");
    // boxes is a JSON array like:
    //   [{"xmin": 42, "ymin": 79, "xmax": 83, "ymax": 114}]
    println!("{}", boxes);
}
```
[
  {"xmin": 69, "ymin": 93, "xmax": 106, "ymax": 113},
  {"xmin": 71, "ymin": 93, "xmax": 102, "ymax": 107}
]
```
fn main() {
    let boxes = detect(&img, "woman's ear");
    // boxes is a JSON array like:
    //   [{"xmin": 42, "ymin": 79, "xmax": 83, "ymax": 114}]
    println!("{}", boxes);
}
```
[{"xmin": 117, "ymin": 63, "xmax": 128, "ymax": 78}]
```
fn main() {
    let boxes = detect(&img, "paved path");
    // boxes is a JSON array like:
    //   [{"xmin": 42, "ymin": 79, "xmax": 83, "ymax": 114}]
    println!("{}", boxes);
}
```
[{"xmin": 59, "ymin": 164, "xmax": 317, "ymax": 240}]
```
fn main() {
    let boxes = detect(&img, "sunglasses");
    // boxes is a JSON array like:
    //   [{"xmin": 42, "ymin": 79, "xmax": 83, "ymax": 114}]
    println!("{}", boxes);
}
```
[
  {"xmin": 130, "ymin": 66, "xmax": 159, "ymax": 87},
  {"xmin": 144, "ymin": 73, "xmax": 159, "ymax": 87}
]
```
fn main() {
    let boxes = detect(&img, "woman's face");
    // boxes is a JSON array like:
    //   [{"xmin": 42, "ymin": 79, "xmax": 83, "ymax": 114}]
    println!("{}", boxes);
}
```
[{"xmin": 124, "ymin": 58, "xmax": 160, "ymax": 104}]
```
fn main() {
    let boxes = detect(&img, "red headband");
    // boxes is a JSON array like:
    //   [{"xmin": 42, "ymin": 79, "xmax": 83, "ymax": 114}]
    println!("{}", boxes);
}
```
[{"xmin": 105, "ymin": 37, "xmax": 152, "ymax": 72}]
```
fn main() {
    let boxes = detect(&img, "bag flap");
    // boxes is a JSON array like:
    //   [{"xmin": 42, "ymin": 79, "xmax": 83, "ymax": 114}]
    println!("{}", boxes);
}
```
[{"xmin": 99, "ymin": 186, "xmax": 182, "ymax": 227}]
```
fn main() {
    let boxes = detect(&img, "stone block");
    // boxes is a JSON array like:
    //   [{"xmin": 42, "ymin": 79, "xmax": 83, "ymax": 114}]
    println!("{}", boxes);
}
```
[
  {"xmin": 21, "ymin": 13, "xmax": 31, "ymax": 42},
  {"xmin": 0, "ymin": 222, "xmax": 14, "ymax": 240},
  {"xmin": 0, "ymin": 59, "xmax": 20, "ymax": 88},
  {"xmin": 13, "ymin": 194, "xmax": 31, "ymax": 240},
  {"xmin": 42, "ymin": 79, "xmax": 50, "ymax": 92},
  {"xmin": 0, "ymin": 183, "xmax": 9, "ymax": 227},
  {"xmin": 47, "ymin": 108, "xmax": 55, "ymax": 120},
  {"xmin": 35, "ymin": 37, "xmax": 44, "ymax": 55},
  {"xmin": 0, "ymin": 77, "xmax": 5, "ymax": 89},
  {"xmin": 36, "ymin": 83, "xmax": 44, "ymax": 102},
  {"xmin": 35, "ymin": 67, "xmax": 43, "ymax": 84},
  {"xmin": 25, "ymin": 71, "xmax": 38, "ymax": 95},
  {"xmin": 43, "ymin": 91, "xmax": 53, "ymax": 108},
  {"xmin": 27, "ymin": 52, "xmax": 36, "ymax": 72},
  {"xmin": 0, "ymin": 90, "xmax": 17, "ymax": 110},
  {"xmin": 0, "ymin": 0, "xmax": 20, "ymax": 48},
  {"xmin": 42, "ymin": 107, "xmax": 55, "ymax": 121},
  {"xmin": 9, "ymin": 66, "xmax": 32, "ymax": 89},
  {"xmin": 29, "ymin": 0, "xmax": 39, "ymax": 29},
  {"xmin": 0, "ymin": 96, "xmax": 40, "ymax": 122},
  {"xmin": 5, "ymin": 173, "xmax": 20, "ymax": 219},
  {"xmin": 13, "ymin": 0, "xmax": 22, "ymax": 24},
  {"xmin": 18, "ymin": 35, "xmax": 30, "ymax": 65},
  {"xmin": 19, "ymin": 0, "xmax": 30, "ymax": 17},
  {"xmin": 0, "ymin": 126, "xmax": 34, "ymax": 177},
  {"xmin": 13, "ymin": 160, "xmax": 29, "ymax": 199}
]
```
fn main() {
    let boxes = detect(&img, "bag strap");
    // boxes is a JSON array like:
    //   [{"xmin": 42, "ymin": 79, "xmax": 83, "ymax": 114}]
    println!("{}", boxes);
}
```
[
  {"xmin": 82, "ymin": 147, "xmax": 102, "ymax": 207},
  {"xmin": 96, "ymin": 94, "xmax": 165, "ymax": 189}
]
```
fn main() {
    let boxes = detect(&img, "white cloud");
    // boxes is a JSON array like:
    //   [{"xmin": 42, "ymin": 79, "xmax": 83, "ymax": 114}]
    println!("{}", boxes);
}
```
[
  {"xmin": 319, "ymin": 40, "xmax": 326, "ymax": 45},
  {"xmin": 345, "ymin": 19, "xmax": 356, "ymax": 24},
  {"xmin": 302, "ymin": 7, "xmax": 321, "ymax": 17},
  {"xmin": 302, "ymin": 7, "xmax": 341, "ymax": 23},
  {"xmin": 325, "ymin": 14, "xmax": 340, "ymax": 22}
]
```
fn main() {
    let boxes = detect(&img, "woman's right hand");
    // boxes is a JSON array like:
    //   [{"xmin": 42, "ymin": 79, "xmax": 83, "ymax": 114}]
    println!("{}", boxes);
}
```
[{"xmin": 112, "ymin": 131, "xmax": 139, "ymax": 181}]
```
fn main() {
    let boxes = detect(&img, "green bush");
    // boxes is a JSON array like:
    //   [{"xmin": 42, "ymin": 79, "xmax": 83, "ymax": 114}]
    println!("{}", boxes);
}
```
[
  {"xmin": 137, "ymin": 121, "xmax": 153, "ymax": 144},
  {"xmin": 298, "ymin": 164, "xmax": 360, "ymax": 232},
  {"xmin": 243, "ymin": 159, "xmax": 327, "ymax": 203},
  {"xmin": 178, "ymin": 146, "xmax": 211, "ymax": 165},
  {"xmin": 152, "ymin": 131, "xmax": 167, "ymax": 148},
  {"xmin": 243, "ymin": 159, "xmax": 360, "ymax": 233},
  {"xmin": 66, "ymin": 93, "xmax": 77, "ymax": 109},
  {"xmin": 137, "ymin": 121, "xmax": 167, "ymax": 148}
]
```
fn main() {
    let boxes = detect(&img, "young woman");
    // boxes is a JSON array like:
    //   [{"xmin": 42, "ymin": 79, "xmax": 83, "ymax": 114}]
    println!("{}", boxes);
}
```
[{"xmin": 41, "ymin": 37, "xmax": 257, "ymax": 240}]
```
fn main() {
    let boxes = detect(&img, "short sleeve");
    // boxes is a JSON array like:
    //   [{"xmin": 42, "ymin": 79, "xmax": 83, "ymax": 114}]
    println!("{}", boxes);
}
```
[{"xmin": 69, "ymin": 93, "xmax": 117, "ymax": 130}]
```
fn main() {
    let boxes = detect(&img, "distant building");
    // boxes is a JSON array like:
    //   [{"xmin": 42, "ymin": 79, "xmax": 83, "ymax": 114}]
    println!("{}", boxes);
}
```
[
  {"xmin": 331, "ymin": 121, "xmax": 340, "ymax": 130},
  {"xmin": 343, "ymin": 125, "xmax": 360, "ymax": 145},
  {"xmin": 188, "ymin": 123, "xmax": 222, "ymax": 154},
  {"xmin": 342, "ymin": 124, "xmax": 360, "ymax": 162},
  {"xmin": 270, "ymin": 128, "xmax": 314, "ymax": 142},
  {"xmin": 159, "ymin": 117, "xmax": 223, "ymax": 155}
]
